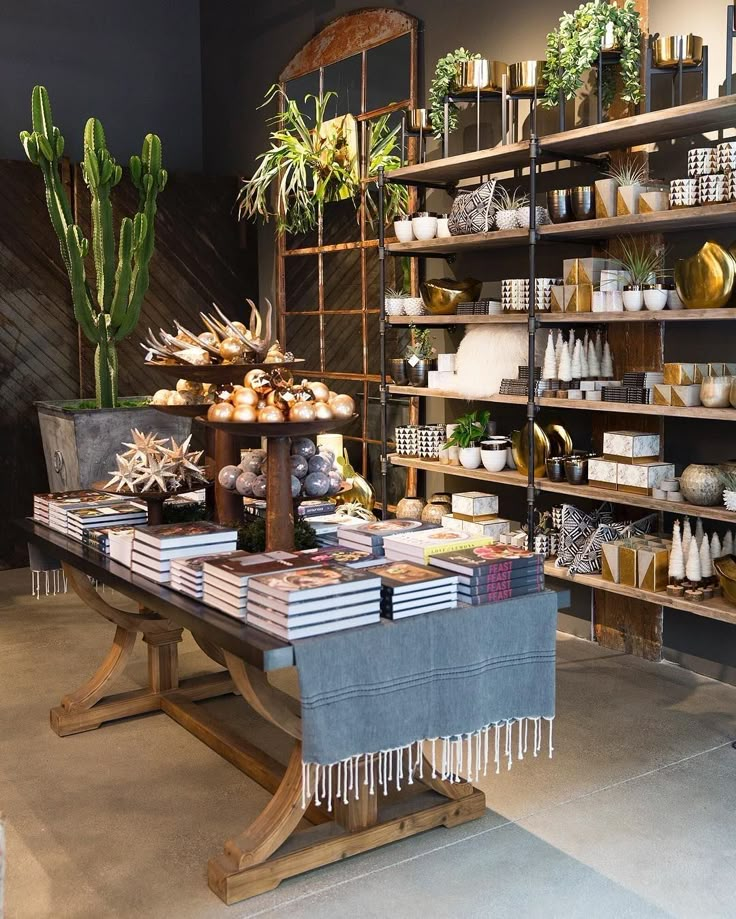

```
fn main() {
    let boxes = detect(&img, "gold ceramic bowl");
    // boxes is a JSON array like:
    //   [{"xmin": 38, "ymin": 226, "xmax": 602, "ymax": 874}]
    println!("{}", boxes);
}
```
[
  {"xmin": 652, "ymin": 34, "xmax": 703, "ymax": 68},
  {"xmin": 713, "ymin": 555, "xmax": 736, "ymax": 605},
  {"xmin": 512, "ymin": 422, "xmax": 550, "ymax": 477},
  {"xmin": 455, "ymin": 59, "xmax": 508, "ymax": 92},
  {"xmin": 675, "ymin": 241, "xmax": 736, "ymax": 309},
  {"xmin": 508, "ymin": 60, "xmax": 548, "ymax": 95},
  {"xmin": 420, "ymin": 277, "xmax": 482, "ymax": 315}
]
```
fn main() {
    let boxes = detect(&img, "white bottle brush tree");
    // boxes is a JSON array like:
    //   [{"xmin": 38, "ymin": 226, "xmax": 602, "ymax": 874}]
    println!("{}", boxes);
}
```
[
  {"xmin": 542, "ymin": 335, "xmax": 557, "ymax": 380},
  {"xmin": 700, "ymin": 537, "xmax": 713, "ymax": 582},
  {"xmin": 685, "ymin": 537, "xmax": 701, "ymax": 584},
  {"xmin": 668, "ymin": 520, "xmax": 684, "ymax": 582}
]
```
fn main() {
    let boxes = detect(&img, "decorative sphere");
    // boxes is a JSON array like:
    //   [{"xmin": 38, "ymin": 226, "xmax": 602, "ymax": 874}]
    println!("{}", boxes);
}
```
[
  {"xmin": 306, "ymin": 381, "xmax": 330, "ymax": 402},
  {"xmin": 233, "ymin": 387, "xmax": 259, "ymax": 407},
  {"xmin": 245, "ymin": 369, "xmax": 272, "ymax": 394},
  {"xmin": 288, "ymin": 401, "xmax": 316, "ymax": 423},
  {"xmin": 319, "ymin": 448, "xmax": 335, "ymax": 466},
  {"xmin": 290, "ymin": 454, "xmax": 309, "ymax": 479},
  {"xmin": 217, "ymin": 465, "xmax": 239, "ymax": 490},
  {"xmin": 327, "ymin": 471, "xmax": 343, "ymax": 496},
  {"xmin": 330, "ymin": 394, "xmax": 355, "ymax": 419},
  {"xmin": 313, "ymin": 401, "xmax": 334, "ymax": 421},
  {"xmin": 251, "ymin": 474, "xmax": 268, "ymax": 498},
  {"xmin": 231, "ymin": 321, "xmax": 248, "ymax": 336},
  {"xmin": 232, "ymin": 404, "xmax": 257, "ymax": 423},
  {"xmin": 235, "ymin": 471, "xmax": 257, "ymax": 495},
  {"xmin": 214, "ymin": 384, "xmax": 235, "ymax": 403},
  {"xmin": 176, "ymin": 379, "xmax": 203, "ymax": 396},
  {"xmin": 305, "ymin": 471, "xmax": 330, "ymax": 497},
  {"xmin": 291, "ymin": 438, "xmax": 316, "ymax": 459},
  {"xmin": 290, "ymin": 475, "xmax": 302, "ymax": 498},
  {"xmin": 208, "ymin": 402, "xmax": 234, "ymax": 422},
  {"xmin": 151, "ymin": 389, "xmax": 170, "ymax": 405},
  {"xmin": 167, "ymin": 391, "xmax": 186, "ymax": 405},
  {"xmin": 258, "ymin": 405, "xmax": 285, "ymax": 423},
  {"xmin": 219, "ymin": 337, "xmax": 243, "ymax": 361},
  {"xmin": 329, "ymin": 391, "xmax": 338, "ymax": 401},
  {"xmin": 308, "ymin": 454, "xmax": 332, "ymax": 476},
  {"xmin": 241, "ymin": 451, "xmax": 263, "ymax": 475},
  {"xmin": 199, "ymin": 332, "xmax": 218, "ymax": 348}
]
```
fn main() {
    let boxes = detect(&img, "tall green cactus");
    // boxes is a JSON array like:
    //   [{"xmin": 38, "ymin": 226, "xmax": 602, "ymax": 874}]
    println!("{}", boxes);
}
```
[{"xmin": 20, "ymin": 86, "xmax": 167, "ymax": 408}]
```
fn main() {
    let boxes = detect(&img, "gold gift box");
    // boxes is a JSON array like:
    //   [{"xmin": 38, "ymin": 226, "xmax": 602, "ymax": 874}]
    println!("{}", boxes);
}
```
[
  {"xmin": 653, "ymin": 383, "xmax": 672, "ymax": 405},
  {"xmin": 550, "ymin": 285, "xmax": 565, "ymax": 312},
  {"xmin": 638, "ymin": 545, "xmax": 670, "ymax": 593},
  {"xmin": 670, "ymin": 384, "xmax": 702, "ymax": 407},
  {"xmin": 663, "ymin": 363, "xmax": 696, "ymax": 385},
  {"xmin": 563, "ymin": 257, "xmax": 607, "ymax": 286},
  {"xmin": 564, "ymin": 284, "xmax": 592, "ymax": 312},
  {"xmin": 601, "ymin": 540, "xmax": 625, "ymax": 583}
]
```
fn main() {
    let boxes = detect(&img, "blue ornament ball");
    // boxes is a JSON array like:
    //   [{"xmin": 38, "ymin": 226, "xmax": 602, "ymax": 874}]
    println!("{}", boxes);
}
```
[
  {"xmin": 304, "ymin": 471, "xmax": 330, "ymax": 497},
  {"xmin": 327, "ymin": 471, "xmax": 343, "ymax": 496},
  {"xmin": 217, "ymin": 465, "xmax": 239, "ymax": 490},
  {"xmin": 290, "ymin": 475, "xmax": 302, "ymax": 498},
  {"xmin": 318, "ymin": 448, "xmax": 335, "ymax": 466},
  {"xmin": 290, "ymin": 454, "xmax": 309, "ymax": 479},
  {"xmin": 308, "ymin": 454, "xmax": 332, "ymax": 476},
  {"xmin": 235, "ymin": 471, "xmax": 257, "ymax": 496},
  {"xmin": 291, "ymin": 438, "xmax": 316, "ymax": 459},
  {"xmin": 251, "ymin": 474, "xmax": 268, "ymax": 498},
  {"xmin": 240, "ymin": 451, "xmax": 263, "ymax": 475}
]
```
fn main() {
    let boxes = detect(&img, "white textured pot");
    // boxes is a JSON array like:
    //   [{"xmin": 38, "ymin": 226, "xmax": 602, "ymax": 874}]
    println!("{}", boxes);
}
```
[
  {"xmin": 622, "ymin": 288, "xmax": 644, "ymax": 311},
  {"xmin": 667, "ymin": 288, "xmax": 684, "ymax": 310},
  {"xmin": 458, "ymin": 446, "xmax": 481, "ymax": 469},
  {"xmin": 644, "ymin": 288, "xmax": 668, "ymax": 311}
]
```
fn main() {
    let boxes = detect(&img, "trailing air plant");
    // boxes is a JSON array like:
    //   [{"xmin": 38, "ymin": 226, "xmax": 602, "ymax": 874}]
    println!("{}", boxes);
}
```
[
  {"xmin": 605, "ymin": 156, "xmax": 648, "ymax": 186},
  {"xmin": 364, "ymin": 113, "xmax": 410, "ymax": 228},
  {"xmin": 20, "ymin": 86, "xmax": 167, "ymax": 408},
  {"xmin": 611, "ymin": 236, "xmax": 666, "ymax": 288}
]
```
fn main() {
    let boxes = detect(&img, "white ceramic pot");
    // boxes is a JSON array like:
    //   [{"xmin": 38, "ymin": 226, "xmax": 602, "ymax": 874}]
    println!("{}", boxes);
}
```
[
  {"xmin": 436, "ymin": 217, "xmax": 451, "ymax": 238},
  {"xmin": 384, "ymin": 297, "xmax": 405, "ymax": 317},
  {"xmin": 592, "ymin": 290, "xmax": 606, "ymax": 312},
  {"xmin": 394, "ymin": 219, "xmax": 414, "ymax": 242},
  {"xmin": 622, "ymin": 288, "xmax": 644, "ymax": 311},
  {"xmin": 643, "ymin": 287, "xmax": 668, "ymax": 311},
  {"xmin": 411, "ymin": 215, "xmax": 438, "ymax": 240},
  {"xmin": 459, "ymin": 446, "xmax": 482, "ymax": 469},
  {"xmin": 667, "ymin": 288, "xmax": 684, "ymax": 310},
  {"xmin": 403, "ymin": 297, "xmax": 426, "ymax": 316},
  {"xmin": 480, "ymin": 440, "xmax": 509, "ymax": 472}
]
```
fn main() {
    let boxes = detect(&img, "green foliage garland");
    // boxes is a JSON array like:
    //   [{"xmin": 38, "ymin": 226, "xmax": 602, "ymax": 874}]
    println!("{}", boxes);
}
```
[
  {"xmin": 428, "ymin": 48, "xmax": 479, "ymax": 139},
  {"xmin": 542, "ymin": 1, "xmax": 642, "ymax": 112}
]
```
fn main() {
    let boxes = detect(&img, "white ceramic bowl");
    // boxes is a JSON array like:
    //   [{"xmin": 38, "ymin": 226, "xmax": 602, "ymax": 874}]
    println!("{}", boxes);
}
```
[
  {"xmin": 394, "ymin": 219, "xmax": 414, "ymax": 242},
  {"xmin": 481, "ymin": 440, "xmax": 509, "ymax": 472},
  {"xmin": 622, "ymin": 289, "xmax": 644, "ymax": 311},
  {"xmin": 644, "ymin": 288, "xmax": 668, "ymax": 311},
  {"xmin": 411, "ymin": 215, "xmax": 438, "ymax": 241}
]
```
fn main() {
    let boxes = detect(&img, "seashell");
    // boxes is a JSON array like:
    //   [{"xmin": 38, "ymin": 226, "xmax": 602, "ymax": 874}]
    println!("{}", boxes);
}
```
[{"xmin": 178, "ymin": 347, "xmax": 211, "ymax": 365}]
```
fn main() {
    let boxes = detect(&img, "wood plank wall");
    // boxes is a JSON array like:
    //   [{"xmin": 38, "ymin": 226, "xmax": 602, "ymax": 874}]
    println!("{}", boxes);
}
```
[{"xmin": 0, "ymin": 160, "xmax": 257, "ymax": 568}]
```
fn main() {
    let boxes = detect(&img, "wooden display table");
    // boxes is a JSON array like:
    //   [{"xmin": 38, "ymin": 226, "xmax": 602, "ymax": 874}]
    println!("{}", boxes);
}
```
[{"xmin": 20, "ymin": 520, "xmax": 487, "ymax": 905}]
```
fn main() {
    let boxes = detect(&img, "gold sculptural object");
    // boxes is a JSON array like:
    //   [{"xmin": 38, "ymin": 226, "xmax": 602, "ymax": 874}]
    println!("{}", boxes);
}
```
[
  {"xmin": 713, "ymin": 555, "xmax": 736, "ymax": 605},
  {"xmin": 512, "ymin": 422, "xmax": 550, "ymax": 477},
  {"xmin": 675, "ymin": 242, "xmax": 736, "ymax": 310},
  {"xmin": 544, "ymin": 423, "xmax": 573, "ymax": 458},
  {"xmin": 420, "ymin": 278, "xmax": 482, "ymax": 315},
  {"xmin": 334, "ymin": 451, "xmax": 375, "ymax": 511}
]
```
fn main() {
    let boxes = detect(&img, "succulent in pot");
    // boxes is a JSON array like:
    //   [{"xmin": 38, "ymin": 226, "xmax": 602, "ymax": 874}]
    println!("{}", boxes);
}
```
[
  {"xmin": 444, "ymin": 410, "xmax": 490, "ymax": 470},
  {"xmin": 404, "ymin": 324, "xmax": 436, "ymax": 387},
  {"xmin": 385, "ymin": 286, "xmax": 411, "ymax": 317},
  {"xmin": 494, "ymin": 186, "xmax": 530, "ymax": 231},
  {"xmin": 611, "ymin": 236, "xmax": 664, "ymax": 312}
]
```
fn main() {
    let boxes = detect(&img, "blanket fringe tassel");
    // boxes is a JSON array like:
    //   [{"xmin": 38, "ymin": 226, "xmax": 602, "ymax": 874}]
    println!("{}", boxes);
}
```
[{"xmin": 302, "ymin": 715, "xmax": 555, "ymax": 810}]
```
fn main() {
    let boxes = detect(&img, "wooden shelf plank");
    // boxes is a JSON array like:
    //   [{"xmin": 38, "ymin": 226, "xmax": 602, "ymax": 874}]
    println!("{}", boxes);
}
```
[
  {"xmin": 387, "ymin": 228, "xmax": 527, "ymax": 255},
  {"xmin": 387, "ymin": 95, "xmax": 736, "ymax": 186},
  {"xmin": 388, "ymin": 308, "xmax": 736, "ymax": 326},
  {"xmin": 387, "ymin": 386, "xmax": 736, "ymax": 422},
  {"xmin": 387, "ymin": 314, "xmax": 527, "ymax": 326},
  {"xmin": 544, "ymin": 562, "xmax": 736, "ymax": 626},
  {"xmin": 388, "ymin": 454, "xmax": 736, "ymax": 523}
]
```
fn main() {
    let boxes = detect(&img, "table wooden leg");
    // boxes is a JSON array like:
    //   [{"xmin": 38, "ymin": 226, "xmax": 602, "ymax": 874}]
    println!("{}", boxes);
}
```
[{"xmin": 145, "ymin": 629, "xmax": 182, "ymax": 693}]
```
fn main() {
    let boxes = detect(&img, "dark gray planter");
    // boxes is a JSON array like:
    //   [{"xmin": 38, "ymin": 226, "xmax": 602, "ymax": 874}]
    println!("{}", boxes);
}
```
[
  {"xmin": 406, "ymin": 358, "xmax": 436, "ymax": 388},
  {"xmin": 36, "ymin": 400, "xmax": 192, "ymax": 491}
]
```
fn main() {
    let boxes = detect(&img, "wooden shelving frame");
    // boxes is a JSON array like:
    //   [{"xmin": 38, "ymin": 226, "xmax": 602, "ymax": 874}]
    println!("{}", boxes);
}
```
[{"xmin": 377, "ymin": 94, "xmax": 736, "ymax": 632}]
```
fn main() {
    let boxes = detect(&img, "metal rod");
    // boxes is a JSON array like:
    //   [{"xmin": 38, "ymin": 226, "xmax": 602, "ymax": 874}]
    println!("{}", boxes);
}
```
[
  {"xmin": 728, "ymin": 6, "xmax": 734, "ymax": 97},
  {"xmin": 476, "ymin": 84, "xmax": 481, "ymax": 151},
  {"xmin": 527, "ymin": 134, "xmax": 540, "ymax": 549},
  {"xmin": 597, "ymin": 49, "xmax": 603, "ymax": 124},
  {"xmin": 378, "ymin": 165, "xmax": 388, "ymax": 520},
  {"xmin": 444, "ymin": 98, "xmax": 449, "ymax": 158}
]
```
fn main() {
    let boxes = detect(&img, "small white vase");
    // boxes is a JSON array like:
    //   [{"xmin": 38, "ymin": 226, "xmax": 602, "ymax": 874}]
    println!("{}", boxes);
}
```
[
  {"xmin": 622, "ymin": 288, "xmax": 644, "ymax": 311},
  {"xmin": 459, "ymin": 446, "xmax": 481, "ymax": 469},
  {"xmin": 412, "ymin": 215, "xmax": 438, "ymax": 241},
  {"xmin": 495, "ymin": 209, "xmax": 519, "ymax": 231},
  {"xmin": 436, "ymin": 216, "xmax": 451, "ymax": 238},
  {"xmin": 667, "ymin": 288, "xmax": 684, "ymax": 310},
  {"xmin": 643, "ymin": 288, "xmax": 668, "ymax": 311},
  {"xmin": 394, "ymin": 219, "xmax": 413, "ymax": 242}
]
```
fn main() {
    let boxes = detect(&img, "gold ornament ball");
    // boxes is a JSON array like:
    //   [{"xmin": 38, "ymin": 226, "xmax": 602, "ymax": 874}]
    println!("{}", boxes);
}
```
[
  {"xmin": 329, "ymin": 390, "xmax": 338, "ymax": 401},
  {"xmin": 199, "ymin": 332, "xmax": 218, "ymax": 348},
  {"xmin": 176, "ymin": 379, "xmax": 204, "ymax": 396},
  {"xmin": 233, "ymin": 387, "xmax": 259, "ymax": 407},
  {"xmin": 151, "ymin": 389, "xmax": 170, "ymax": 405},
  {"xmin": 258, "ymin": 405, "xmax": 285, "ymax": 423},
  {"xmin": 289, "ymin": 401, "xmax": 316, "ymax": 422},
  {"xmin": 220, "ymin": 337, "xmax": 244, "ymax": 362},
  {"xmin": 208, "ymin": 402, "xmax": 235, "ymax": 422},
  {"xmin": 245, "ymin": 369, "xmax": 272, "ymax": 395},
  {"xmin": 307, "ymin": 381, "xmax": 330, "ymax": 402},
  {"xmin": 330, "ymin": 394, "xmax": 355, "ymax": 419},
  {"xmin": 231, "ymin": 321, "xmax": 248, "ymax": 336},
  {"xmin": 313, "ymin": 401, "xmax": 334, "ymax": 420},
  {"xmin": 231, "ymin": 404, "xmax": 258, "ymax": 423}
]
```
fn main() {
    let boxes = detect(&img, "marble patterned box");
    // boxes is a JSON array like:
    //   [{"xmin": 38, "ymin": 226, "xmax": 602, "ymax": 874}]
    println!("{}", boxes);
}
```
[
  {"xmin": 451, "ymin": 492, "xmax": 499, "ymax": 518},
  {"xmin": 617, "ymin": 462, "xmax": 675, "ymax": 495},
  {"xmin": 441, "ymin": 514, "xmax": 511, "ymax": 537},
  {"xmin": 603, "ymin": 431, "xmax": 660, "ymax": 464},
  {"xmin": 589, "ymin": 458, "xmax": 618, "ymax": 490}
]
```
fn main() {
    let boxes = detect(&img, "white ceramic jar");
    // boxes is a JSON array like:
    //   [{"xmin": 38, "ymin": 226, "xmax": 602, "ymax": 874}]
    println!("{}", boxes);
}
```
[
  {"xmin": 458, "ymin": 446, "xmax": 482, "ymax": 469},
  {"xmin": 411, "ymin": 212, "xmax": 438, "ymax": 241},
  {"xmin": 436, "ymin": 214, "xmax": 451, "ymax": 238},
  {"xmin": 643, "ymin": 286, "xmax": 668, "ymax": 311},
  {"xmin": 622, "ymin": 288, "xmax": 644, "ymax": 311},
  {"xmin": 667, "ymin": 288, "xmax": 684, "ymax": 310},
  {"xmin": 394, "ymin": 217, "xmax": 414, "ymax": 242}
]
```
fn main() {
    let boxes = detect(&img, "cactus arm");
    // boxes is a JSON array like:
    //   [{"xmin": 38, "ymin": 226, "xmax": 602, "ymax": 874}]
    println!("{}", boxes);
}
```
[
  {"xmin": 82, "ymin": 118, "xmax": 117, "ymax": 312},
  {"xmin": 65, "ymin": 225, "xmax": 97, "ymax": 343},
  {"xmin": 94, "ymin": 318, "xmax": 116, "ymax": 409},
  {"xmin": 109, "ymin": 217, "xmax": 134, "ymax": 326}
]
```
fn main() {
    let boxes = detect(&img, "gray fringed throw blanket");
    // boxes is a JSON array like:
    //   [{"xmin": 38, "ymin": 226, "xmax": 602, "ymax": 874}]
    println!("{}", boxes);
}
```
[{"xmin": 293, "ymin": 591, "xmax": 557, "ymax": 809}]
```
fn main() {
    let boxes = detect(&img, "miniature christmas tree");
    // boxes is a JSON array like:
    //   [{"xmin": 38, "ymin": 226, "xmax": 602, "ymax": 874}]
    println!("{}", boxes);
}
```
[
  {"xmin": 700, "ymin": 536, "xmax": 713, "ymax": 581},
  {"xmin": 695, "ymin": 517, "xmax": 704, "ymax": 548},
  {"xmin": 723, "ymin": 530, "xmax": 734, "ymax": 556},
  {"xmin": 710, "ymin": 531, "xmax": 722, "ymax": 561},
  {"xmin": 542, "ymin": 335, "xmax": 557, "ymax": 380},
  {"xmin": 587, "ymin": 340, "xmax": 600, "ymax": 377},
  {"xmin": 685, "ymin": 536, "xmax": 701, "ymax": 583},
  {"xmin": 594, "ymin": 330, "xmax": 603, "ymax": 366},
  {"xmin": 668, "ymin": 520, "xmax": 685, "ymax": 583},
  {"xmin": 558, "ymin": 341, "xmax": 573, "ymax": 382},
  {"xmin": 555, "ymin": 331, "xmax": 565, "ymax": 366},
  {"xmin": 601, "ymin": 341, "xmax": 613, "ymax": 378},
  {"xmin": 568, "ymin": 328, "xmax": 576, "ymax": 357},
  {"xmin": 682, "ymin": 517, "xmax": 692, "ymax": 560},
  {"xmin": 571, "ymin": 340, "xmax": 583, "ymax": 379},
  {"xmin": 583, "ymin": 329, "xmax": 590, "ymax": 354},
  {"xmin": 580, "ymin": 343, "xmax": 589, "ymax": 378}
]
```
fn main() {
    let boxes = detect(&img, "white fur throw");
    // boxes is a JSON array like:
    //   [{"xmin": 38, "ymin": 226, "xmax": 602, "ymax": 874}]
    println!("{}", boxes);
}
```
[{"xmin": 450, "ymin": 326, "xmax": 550, "ymax": 398}]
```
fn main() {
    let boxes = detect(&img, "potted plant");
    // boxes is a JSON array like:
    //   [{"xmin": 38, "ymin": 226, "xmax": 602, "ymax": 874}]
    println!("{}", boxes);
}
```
[
  {"xmin": 428, "ymin": 48, "xmax": 480, "ymax": 139},
  {"xmin": 444, "ymin": 410, "xmax": 490, "ymax": 469},
  {"xmin": 494, "ymin": 187, "xmax": 530, "ymax": 230},
  {"xmin": 20, "ymin": 86, "xmax": 186, "ymax": 491},
  {"xmin": 612, "ymin": 236, "xmax": 662, "ymax": 311},
  {"xmin": 595, "ymin": 155, "xmax": 647, "ymax": 218},
  {"xmin": 404, "ymin": 324, "xmax": 436, "ymax": 387},
  {"xmin": 542, "ymin": 0, "xmax": 643, "ymax": 115},
  {"xmin": 643, "ymin": 269, "xmax": 674, "ymax": 311}
]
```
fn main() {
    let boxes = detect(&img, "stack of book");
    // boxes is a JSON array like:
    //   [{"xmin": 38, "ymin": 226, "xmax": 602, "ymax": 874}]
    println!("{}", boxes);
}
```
[
  {"xmin": 67, "ymin": 502, "xmax": 147, "ymax": 542},
  {"xmin": 382, "ymin": 527, "xmax": 492, "ymax": 564},
  {"xmin": 33, "ymin": 490, "xmax": 100, "ymax": 525},
  {"xmin": 44, "ymin": 493, "xmax": 138, "ymax": 534},
  {"xmin": 429, "ymin": 544, "xmax": 544, "ymax": 604},
  {"xmin": 82, "ymin": 522, "xmax": 142, "ymax": 557},
  {"xmin": 370, "ymin": 560, "xmax": 458, "ymax": 619},
  {"xmin": 131, "ymin": 522, "xmax": 239, "ymax": 584},
  {"xmin": 308, "ymin": 513, "xmax": 365, "ymax": 547},
  {"xmin": 171, "ymin": 550, "xmax": 296, "ymax": 600},
  {"xmin": 300, "ymin": 545, "xmax": 383, "ymax": 568},
  {"xmin": 338, "ymin": 519, "xmax": 439, "ymax": 557},
  {"xmin": 246, "ymin": 565, "xmax": 382, "ymax": 639},
  {"xmin": 202, "ymin": 554, "xmax": 320, "ymax": 618}
]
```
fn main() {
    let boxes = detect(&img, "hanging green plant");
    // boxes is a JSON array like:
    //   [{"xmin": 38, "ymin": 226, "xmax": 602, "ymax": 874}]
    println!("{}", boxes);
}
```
[
  {"xmin": 542, "ymin": 0, "xmax": 643, "ymax": 113},
  {"xmin": 428, "ymin": 48, "xmax": 480, "ymax": 139},
  {"xmin": 364, "ymin": 113, "xmax": 410, "ymax": 229}
]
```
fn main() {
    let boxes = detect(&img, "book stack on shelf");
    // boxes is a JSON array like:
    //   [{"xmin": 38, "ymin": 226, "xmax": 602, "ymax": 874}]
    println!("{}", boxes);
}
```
[
  {"xmin": 300, "ymin": 545, "xmax": 383, "ymax": 568},
  {"xmin": 43, "ymin": 493, "xmax": 142, "ymax": 535},
  {"xmin": 131, "ymin": 522, "xmax": 238, "ymax": 584},
  {"xmin": 383, "ymin": 527, "xmax": 493, "ymax": 564},
  {"xmin": 83, "ymin": 522, "xmax": 142, "ymax": 558},
  {"xmin": 201, "ymin": 554, "xmax": 319, "ymax": 618},
  {"xmin": 246, "ymin": 565, "xmax": 382, "ymax": 639},
  {"xmin": 33, "ymin": 490, "xmax": 100, "ymax": 526},
  {"xmin": 337, "ymin": 519, "xmax": 439, "ymax": 557},
  {"xmin": 306, "ymin": 513, "xmax": 366, "ymax": 547},
  {"xmin": 171, "ymin": 550, "xmax": 294, "ymax": 600},
  {"xmin": 67, "ymin": 502, "xmax": 147, "ymax": 542},
  {"xmin": 429, "ymin": 544, "xmax": 545, "ymax": 604},
  {"xmin": 371, "ymin": 560, "xmax": 459, "ymax": 619}
]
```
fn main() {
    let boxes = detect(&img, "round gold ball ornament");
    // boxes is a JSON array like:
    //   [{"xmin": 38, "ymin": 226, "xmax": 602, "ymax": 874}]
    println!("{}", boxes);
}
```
[
  {"xmin": 330, "ymin": 394, "xmax": 356, "ymax": 419},
  {"xmin": 219, "ymin": 337, "xmax": 244, "ymax": 362},
  {"xmin": 258, "ymin": 405, "xmax": 285, "ymax": 423},
  {"xmin": 208, "ymin": 402, "xmax": 235, "ymax": 422},
  {"xmin": 289, "ymin": 402, "xmax": 317, "ymax": 422},
  {"xmin": 233, "ymin": 387, "xmax": 259, "ymax": 407},
  {"xmin": 306, "ymin": 381, "xmax": 330, "ymax": 402},
  {"xmin": 232, "ymin": 404, "xmax": 258, "ymax": 423},
  {"xmin": 245, "ymin": 369, "xmax": 273, "ymax": 395},
  {"xmin": 313, "ymin": 402, "xmax": 334, "ymax": 421}
]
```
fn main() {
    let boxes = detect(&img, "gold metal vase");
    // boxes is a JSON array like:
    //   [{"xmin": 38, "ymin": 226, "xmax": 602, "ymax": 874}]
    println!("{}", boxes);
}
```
[
  {"xmin": 675, "ymin": 241, "xmax": 736, "ymax": 309},
  {"xmin": 512, "ymin": 422, "xmax": 550, "ymax": 477}
]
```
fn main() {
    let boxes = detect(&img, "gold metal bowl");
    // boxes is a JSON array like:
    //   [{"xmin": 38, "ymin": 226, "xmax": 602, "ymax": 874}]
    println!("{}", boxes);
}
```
[
  {"xmin": 508, "ymin": 60, "xmax": 548, "ymax": 95},
  {"xmin": 455, "ymin": 59, "xmax": 508, "ymax": 92},
  {"xmin": 420, "ymin": 278, "xmax": 482, "ymax": 315},
  {"xmin": 544, "ymin": 423, "xmax": 573, "ymax": 458},
  {"xmin": 675, "ymin": 241, "xmax": 736, "ymax": 309},
  {"xmin": 512, "ymin": 422, "xmax": 550, "ymax": 477},
  {"xmin": 713, "ymin": 555, "xmax": 736, "ymax": 605},
  {"xmin": 408, "ymin": 108, "xmax": 429, "ymax": 130},
  {"xmin": 652, "ymin": 34, "xmax": 704, "ymax": 68}
]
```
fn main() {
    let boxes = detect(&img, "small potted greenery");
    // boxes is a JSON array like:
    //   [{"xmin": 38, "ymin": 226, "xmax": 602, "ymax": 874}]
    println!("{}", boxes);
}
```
[
  {"xmin": 494, "ymin": 187, "xmax": 530, "ymax": 231},
  {"xmin": 428, "ymin": 48, "xmax": 480, "ymax": 139},
  {"xmin": 385, "ymin": 286, "xmax": 410, "ymax": 317},
  {"xmin": 444, "ymin": 410, "xmax": 490, "ymax": 469},
  {"xmin": 595, "ymin": 155, "xmax": 647, "ymax": 219},
  {"xmin": 612, "ymin": 237, "xmax": 662, "ymax": 311},
  {"xmin": 404, "ymin": 324, "xmax": 436, "ymax": 387}
]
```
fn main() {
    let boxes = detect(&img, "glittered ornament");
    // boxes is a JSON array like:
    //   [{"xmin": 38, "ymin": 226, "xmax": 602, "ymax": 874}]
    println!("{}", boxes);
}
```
[
  {"xmin": 290, "ymin": 475, "xmax": 302, "ymax": 498},
  {"xmin": 327, "ymin": 471, "xmax": 343, "ymax": 495},
  {"xmin": 308, "ymin": 454, "xmax": 332, "ymax": 476},
  {"xmin": 240, "ymin": 451, "xmax": 263, "ymax": 474},
  {"xmin": 251, "ymin": 475, "xmax": 268, "ymax": 498},
  {"xmin": 235, "ymin": 471, "xmax": 257, "ymax": 495},
  {"xmin": 305, "ymin": 471, "xmax": 330, "ymax": 497},
  {"xmin": 291, "ymin": 438, "xmax": 316, "ymax": 459},
  {"xmin": 290, "ymin": 454, "xmax": 309, "ymax": 479},
  {"xmin": 218, "ymin": 465, "xmax": 239, "ymax": 490}
]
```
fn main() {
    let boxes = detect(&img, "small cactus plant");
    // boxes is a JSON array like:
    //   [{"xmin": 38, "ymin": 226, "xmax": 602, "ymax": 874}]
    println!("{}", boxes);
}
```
[{"xmin": 20, "ymin": 86, "xmax": 167, "ymax": 408}]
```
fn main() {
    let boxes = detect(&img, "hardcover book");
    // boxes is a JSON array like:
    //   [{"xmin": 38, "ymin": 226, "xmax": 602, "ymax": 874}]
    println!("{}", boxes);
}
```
[
  {"xmin": 202, "ymin": 553, "xmax": 319, "ymax": 585},
  {"xmin": 247, "ymin": 608, "xmax": 380, "ymax": 640},
  {"xmin": 300, "ymin": 546, "xmax": 382, "ymax": 568},
  {"xmin": 134, "ymin": 521, "xmax": 239, "ymax": 548},
  {"xmin": 370, "ymin": 560, "xmax": 459, "ymax": 593},
  {"xmin": 338, "ymin": 519, "xmax": 432, "ymax": 546},
  {"xmin": 247, "ymin": 565, "xmax": 381, "ymax": 603},
  {"xmin": 428, "ymin": 545, "xmax": 541, "ymax": 575}
]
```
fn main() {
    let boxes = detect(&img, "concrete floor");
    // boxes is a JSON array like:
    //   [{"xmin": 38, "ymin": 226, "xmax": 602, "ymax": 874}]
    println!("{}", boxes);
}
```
[{"xmin": 2, "ymin": 567, "xmax": 736, "ymax": 919}]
